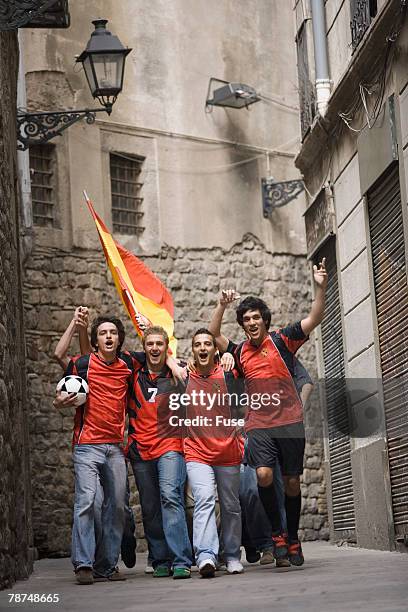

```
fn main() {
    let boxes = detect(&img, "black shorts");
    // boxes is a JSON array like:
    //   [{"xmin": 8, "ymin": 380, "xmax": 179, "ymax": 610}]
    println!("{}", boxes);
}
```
[{"xmin": 246, "ymin": 422, "xmax": 305, "ymax": 476}]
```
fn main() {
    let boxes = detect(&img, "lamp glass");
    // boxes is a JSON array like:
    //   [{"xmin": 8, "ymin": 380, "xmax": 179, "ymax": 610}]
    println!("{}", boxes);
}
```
[
  {"xmin": 83, "ymin": 56, "xmax": 97, "ymax": 96},
  {"xmin": 90, "ymin": 53, "xmax": 124, "ymax": 96}
]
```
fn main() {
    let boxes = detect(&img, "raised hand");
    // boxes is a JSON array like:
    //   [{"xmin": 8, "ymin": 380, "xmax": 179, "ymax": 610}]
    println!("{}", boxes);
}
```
[
  {"xmin": 135, "ymin": 312, "xmax": 151, "ymax": 334},
  {"xmin": 220, "ymin": 289, "xmax": 241, "ymax": 306},
  {"xmin": 313, "ymin": 258, "xmax": 328, "ymax": 288},
  {"xmin": 74, "ymin": 306, "xmax": 89, "ymax": 329}
]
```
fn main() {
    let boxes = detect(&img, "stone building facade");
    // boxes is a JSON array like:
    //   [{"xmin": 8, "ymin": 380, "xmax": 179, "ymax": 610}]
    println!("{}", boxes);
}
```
[
  {"xmin": 0, "ymin": 31, "xmax": 33, "ymax": 588},
  {"xmin": 20, "ymin": 0, "xmax": 329, "ymax": 557},
  {"xmin": 294, "ymin": 0, "xmax": 408, "ymax": 551}
]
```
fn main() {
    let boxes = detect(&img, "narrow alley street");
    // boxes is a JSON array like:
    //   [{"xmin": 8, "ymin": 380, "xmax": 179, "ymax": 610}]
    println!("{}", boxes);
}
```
[{"xmin": 1, "ymin": 543, "xmax": 407, "ymax": 612}]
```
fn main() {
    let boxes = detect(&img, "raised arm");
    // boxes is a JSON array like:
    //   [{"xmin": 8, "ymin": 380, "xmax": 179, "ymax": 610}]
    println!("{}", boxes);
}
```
[
  {"xmin": 54, "ymin": 318, "xmax": 77, "ymax": 370},
  {"xmin": 301, "ymin": 258, "xmax": 328, "ymax": 336},
  {"xmin": 54, "ymin": 307, "xmax": 89, "ymax": 370},
  {"xmin": 208, "ymin": 289, "xmax": 240, "ymax": 353}
]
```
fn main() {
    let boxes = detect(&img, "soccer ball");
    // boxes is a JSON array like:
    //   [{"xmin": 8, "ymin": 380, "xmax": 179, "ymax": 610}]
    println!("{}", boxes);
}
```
[{"xmin": 56, "ymin": 375, "xmax": 89, "ymax": 406}]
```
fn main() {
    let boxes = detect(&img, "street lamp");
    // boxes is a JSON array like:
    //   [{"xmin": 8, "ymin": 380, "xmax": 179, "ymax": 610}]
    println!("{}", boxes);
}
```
[
  {"xmin": 17, "ymin": 18, "xmax": 132, "ymax": 150},
  {"xmin": 205, "ymin": 78, "xmax": 260, "ymax": 110}
]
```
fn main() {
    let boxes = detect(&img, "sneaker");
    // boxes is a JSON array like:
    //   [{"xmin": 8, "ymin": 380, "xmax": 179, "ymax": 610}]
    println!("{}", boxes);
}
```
[
  {"xmin": 272, "ymin": 534, "xmax": 289, "ymax": 563},
  {"xmin": 172, "ymin": 567, "xmax": 191, "ymax": 579},
  {"xmin": 276, "ymin": 558, "xmax": 291, "ymax": 568},
  {"xmin": 121, "ymin": 532, "xmax": 136, "ymax": 568},
  {"xmin": 245, "ymin": 547, "xmax": 261, "ymax": 564},
  {"xmin": 288, "ymin": 541, "xmax": 304, "ymax": 566},
  {"xmin": 76, "ymin": 567, "xmax": 94, "ymax": 585},
  {"xmin": 144, "ymin": 563, "xmax": 154, "ymax": 574},
  {"xmin": 153, "ymin": 566, "xmax": 171, "ymax": 578},
  {"xmin": 198, "ymin": 559, "xmax": 216, "ymax": 578},
  {"xmin": 260, "ymin": 549, "xmax": 275, "ymax": 565},
  {"xmin": 226, "ymin": 560, "xmax": 244, "ymax": 574}
]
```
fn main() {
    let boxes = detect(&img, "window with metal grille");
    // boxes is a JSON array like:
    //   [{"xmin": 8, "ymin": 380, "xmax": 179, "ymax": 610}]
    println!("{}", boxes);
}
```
[
  {"xmin": 296, "ymin": 21, "xmax": 315, "ymax": 140},
  {"xmin": 29, "ymin": 144, "xmax": 57, "ymax": 228},
  {"xmin": 110, "ymin": 153, "xmax": 145, "ymax": 235},
  {"xmin": 350, "ymin": 0, "xmax": 378, "ymax": 50}
]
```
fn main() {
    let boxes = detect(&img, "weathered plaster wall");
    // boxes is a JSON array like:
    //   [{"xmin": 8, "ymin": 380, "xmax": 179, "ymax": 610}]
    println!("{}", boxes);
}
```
[{"xmin": 21, "ymin": 0, "xmax": 307, "ymax": 254}]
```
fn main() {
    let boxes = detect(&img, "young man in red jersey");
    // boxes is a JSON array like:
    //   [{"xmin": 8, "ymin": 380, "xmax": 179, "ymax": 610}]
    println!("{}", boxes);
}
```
[
  {"xmin": 176, "ymin": 328, "xmax": 244, "ymax": 578},
  {"xmin": 209, "ymin": 260, "xmax": 327, "ymax": 567},
  {"xmin": 54, "ymin": 315, "xmax": 137, "ymax": 585},
  {"xmin": 53, "ymin": 307, "xmax": 138, "ymax": 573},
  {"xmin": 126, "ymin": 326, "xmax": 193, "ymax": 579}
]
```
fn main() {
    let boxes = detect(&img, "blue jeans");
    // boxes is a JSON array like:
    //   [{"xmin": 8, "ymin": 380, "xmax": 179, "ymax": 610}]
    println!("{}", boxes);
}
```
[
  {"xmin": 129, "ymin": 450, "xmax": 192, "ymax": 569},
  {"xmin": 94, "ymin": 472, "xmax": 135, "ymax": 558},
  {"xmin": 187, "ymin": 462, "xmax": 241, "ymax": 566},
  {"xmin": 71, "ymin": 444, "xmax": 127, "ymax": 577},
  {"xmin": 239, "ymin": 462, "xmax": 287, "ymax": 551}
]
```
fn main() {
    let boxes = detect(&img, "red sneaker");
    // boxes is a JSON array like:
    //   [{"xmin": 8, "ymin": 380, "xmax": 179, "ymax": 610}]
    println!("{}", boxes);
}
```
[
  {"xmin": 288, "ymin": 541, "xmax": 304, "ymax": 566},
  {"xmin": 272, "ymin": 534, "xmax": 290, "ymax": 567}
]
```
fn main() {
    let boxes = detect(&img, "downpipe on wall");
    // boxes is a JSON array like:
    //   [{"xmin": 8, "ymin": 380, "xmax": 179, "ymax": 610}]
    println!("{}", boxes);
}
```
[{"xmin": 310, "ymin": 0, "xmax": 331, "ymax": 116}]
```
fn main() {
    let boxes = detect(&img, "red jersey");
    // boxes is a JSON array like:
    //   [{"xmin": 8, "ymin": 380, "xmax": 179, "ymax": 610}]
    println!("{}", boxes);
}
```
[
  {"xmin": 183, "ymin": 365, "xmax": 243, "ymax": 466},
  {"xmin": 230, "ymin": 322, "xmax": 308, "ymax": 431},
  {"xmin": 127, "ymin": 361, "xmax": 183, "ymax": 461},
  {"xmin": 66, "ymin": 352, "xmax": 135, "ymax": 446}
]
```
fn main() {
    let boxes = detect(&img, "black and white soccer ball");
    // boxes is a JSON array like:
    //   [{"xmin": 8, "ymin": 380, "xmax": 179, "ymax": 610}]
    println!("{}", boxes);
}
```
[{"xmin": 56, "ymin": 375, "xmax": 89, "ymax": 406}]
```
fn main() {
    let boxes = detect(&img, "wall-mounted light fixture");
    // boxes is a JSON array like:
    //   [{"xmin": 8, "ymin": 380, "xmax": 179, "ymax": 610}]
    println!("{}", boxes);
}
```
[
  {"xmin": 17, "ymin": 18, "xmax": 131, "ymax": 150},
  {"xmin": 205, "ymin": 78, "xmax": 260, "ymax": 111},
  {"xmin": 262, "ymin": 177, "xmax": 305, "ymax": 216}
]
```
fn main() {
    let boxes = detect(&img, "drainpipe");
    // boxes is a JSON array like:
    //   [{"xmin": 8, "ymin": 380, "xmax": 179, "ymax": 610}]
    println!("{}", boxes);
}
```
[
  {"xmin": 310, "ymin": 0, "xmax": 331, "ymax": 116},
  {"xmin": 17, "ymin": 30, "xmax": 34, "ymax": 263}
]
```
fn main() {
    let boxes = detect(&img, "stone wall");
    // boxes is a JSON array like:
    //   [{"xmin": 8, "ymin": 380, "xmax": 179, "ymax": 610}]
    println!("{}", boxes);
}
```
[
  {"xmin": 0, "ymin": 32, "xmax": 33, "ymax": 589},
  {"xmin": 23, "ymin": 234, "xmax": 328, "ymax": 556}
]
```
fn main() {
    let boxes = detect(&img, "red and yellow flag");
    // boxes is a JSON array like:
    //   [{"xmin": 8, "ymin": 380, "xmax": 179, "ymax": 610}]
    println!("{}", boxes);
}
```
[{"xmin": 84, "ymin": 192, "xmax": 177, "ymax": 355}]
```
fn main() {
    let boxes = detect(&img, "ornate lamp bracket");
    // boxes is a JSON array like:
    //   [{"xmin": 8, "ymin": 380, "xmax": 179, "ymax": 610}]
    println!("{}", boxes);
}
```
[
  {"xmin": 262, "ymin": 177, "xmax": 305, "ymax": 217},
  {"xmin": 16, "ymin": 108, "xmax": 108, "ymax": 150}
]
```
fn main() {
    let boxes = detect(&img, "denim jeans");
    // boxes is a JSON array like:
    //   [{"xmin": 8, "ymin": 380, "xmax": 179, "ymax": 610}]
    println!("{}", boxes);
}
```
[
  {"xmin": 129, "ymin": 450, "xmax": 192, "ymax": 569},
  {"xmin": 239, "ymin": 461, "xmax": 287, "ymax": 551},
  {"xmin": 186, "ymin": 462, "xmax": 241, "ymax": 566},
  {"xmin": 93, "ymin": 471, "xmax": 135, "ymax": 562},
  {"xmin": 71, "ymin": 444, "xmax": 127, "ymax": 577}
]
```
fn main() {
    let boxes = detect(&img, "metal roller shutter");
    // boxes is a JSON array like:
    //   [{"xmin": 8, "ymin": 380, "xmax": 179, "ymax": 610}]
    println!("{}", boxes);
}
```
[
  {"xmin": 316, "ymin": 237, "xmax": 356, "ymax": 533},
  {"xmin": 367, "ymin": 163, "xmax": 408, "ymax": 539}
]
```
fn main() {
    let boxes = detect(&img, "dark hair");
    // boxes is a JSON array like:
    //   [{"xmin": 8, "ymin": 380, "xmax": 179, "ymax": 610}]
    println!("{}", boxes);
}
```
[
  {"xmin": 192, "ymin": 328, "xmax": 217, "ymax": 348},
  {"xmin": 236, "ymin": 297, "xmax": 271, "ymax": 330},
  {"xmin": 90, "ymin": 316, "xmax": 125, "ymax": 354},
  {"xmin": 142, "ymin": 326, "xmax": 169, "ymax": 346}
]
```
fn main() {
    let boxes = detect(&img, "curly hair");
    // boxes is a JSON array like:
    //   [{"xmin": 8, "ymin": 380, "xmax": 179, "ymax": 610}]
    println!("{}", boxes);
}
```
[
  {"xmin": 90, "ymin": 316, "xmax": 126, "ymax": 354},
  {"xmin": 236, "ymin": 296, "xmax": 271, "ymax": 330}
]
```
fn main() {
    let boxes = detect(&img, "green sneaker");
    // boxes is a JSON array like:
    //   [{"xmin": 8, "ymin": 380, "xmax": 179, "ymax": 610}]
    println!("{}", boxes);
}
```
[
  {"xmin": 153, "ymin": 566, "xmax": 170, "ymax": 578},
  {"xmin": 172, "ymin": 567, "xmax": 191, "ymax": 580}
]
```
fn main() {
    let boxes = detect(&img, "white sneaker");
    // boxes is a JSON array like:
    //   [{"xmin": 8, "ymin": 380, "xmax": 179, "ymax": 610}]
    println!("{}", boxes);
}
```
[
  {"xmin": 226, "ymin": 560, "xmax": 244, "ymax": 574},
  {"xmin": 198, "ymin": 558, "xmax": 216, "ymax": 578},
  {"xmin": 144, "ymin": 564, "xmax": 154, "ymax": 574}
]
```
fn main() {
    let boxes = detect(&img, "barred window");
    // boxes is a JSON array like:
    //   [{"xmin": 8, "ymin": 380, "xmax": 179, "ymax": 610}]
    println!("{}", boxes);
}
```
[
  {"xmin": 29, "ymin": 144, "xmax": 57, "ymax": 227},
  {"xmin": 110, "ymin": 153, "xmax": 145, "ymax": 235}
]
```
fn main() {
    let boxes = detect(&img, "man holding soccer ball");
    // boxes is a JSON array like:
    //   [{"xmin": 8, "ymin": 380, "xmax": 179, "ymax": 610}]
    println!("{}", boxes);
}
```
[{"xmin": 54, "ymin": 314, "xmax": 135, "ymax": 585}]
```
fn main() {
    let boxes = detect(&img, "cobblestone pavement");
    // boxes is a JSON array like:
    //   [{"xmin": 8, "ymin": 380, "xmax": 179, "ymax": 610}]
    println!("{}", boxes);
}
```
[{"xmin": 1, "ymin": 542, "xmax": 407, "ymax": 612}]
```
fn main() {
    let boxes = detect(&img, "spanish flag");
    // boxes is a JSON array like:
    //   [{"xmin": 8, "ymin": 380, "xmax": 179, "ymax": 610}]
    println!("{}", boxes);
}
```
[{"xmin": 84, "ymin": 192, "xmax": 177, "ymax": 355}]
